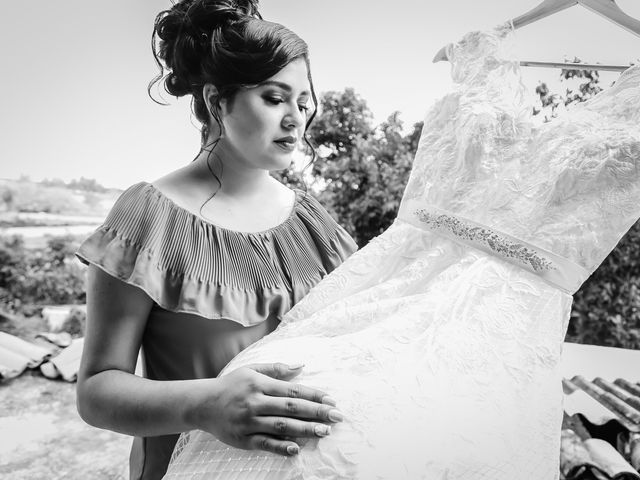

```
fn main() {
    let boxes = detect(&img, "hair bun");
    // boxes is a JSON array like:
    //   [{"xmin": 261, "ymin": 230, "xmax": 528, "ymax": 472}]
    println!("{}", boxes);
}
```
[
  {"xmin": 211, "ymin": 0, "xmax": 261, "ymax": 22},
  {"xmin": 173, "ymin": 0, "xmax": 261, "ymax": 32},
  {"xmin": 152, "ymin": 0, "xmax": 262, "ymax": 97},
  {"xmin": 231, "ymin": 0, "xmax": 261, "ymax": 18}
]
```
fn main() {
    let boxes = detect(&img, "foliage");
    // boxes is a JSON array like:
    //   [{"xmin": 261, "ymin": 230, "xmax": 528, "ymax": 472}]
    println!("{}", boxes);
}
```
[
  {"xmin": 0, "ymin": 181, "xmax": 80, "ymax": 214},
  {"xmin": 60, "ymin": 307, "xmax": 86, "ymax": 337},
  {"xmin": 270, "ymin": 162, "xmax": 306, "ymax": 191},
  {"xmin": 40, "ymin": 176, "xmax": 107, "ymax": 193},
  {"xmin": 0, "ymin": 235, "xmax": 86, "ymax": 313},
  {"xmin": 532, "ymin": 58, "xmax": 604, "ymax": 122},
  {"xmin": 67, "ymin": 176, "xmax": 108, "ymax": 193},
  {"xmin": 317, "ymin": 120, "xmax": 419, "ymax": 246},
  {"xmin": 308, "ymin": 88, "xmax": 375, "ymax": 160},
  {"xmin": 568, "ymin": 221, "xmax": 640, "ymax": 348}
]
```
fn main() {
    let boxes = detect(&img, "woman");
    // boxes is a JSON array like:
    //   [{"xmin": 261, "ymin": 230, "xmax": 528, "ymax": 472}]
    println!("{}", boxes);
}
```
[
  {"xmin": 75, "ymin": 1, "xmax": 357, "ymax": 479},
  {"xmin": 163, "ymin": 19, "xmax": 640, "ymax": 480}
]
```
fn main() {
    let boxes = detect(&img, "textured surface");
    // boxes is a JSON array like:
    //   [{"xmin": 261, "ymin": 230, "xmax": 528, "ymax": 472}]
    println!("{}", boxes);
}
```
[
  {"xmin": 398, "ymin": 23, "xmax": 640, "ymax": 276},
  {"xmin": 164, "ymin": 24, "xmax": 640, "ymax": 480},
  {"xmin": 0, "ymin": 373, "xmax": 130, "ymax": 480}
]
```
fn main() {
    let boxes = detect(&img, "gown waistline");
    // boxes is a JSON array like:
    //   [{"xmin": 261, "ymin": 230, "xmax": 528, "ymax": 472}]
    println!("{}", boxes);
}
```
[{"xmin": 399, "ymin": 200, "xmax": 589, "ymax": 294}]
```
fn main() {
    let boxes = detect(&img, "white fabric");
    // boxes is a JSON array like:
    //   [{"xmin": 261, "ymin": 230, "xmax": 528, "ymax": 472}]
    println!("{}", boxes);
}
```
[
  {"xmin": 400, "ymin": 201, "xmax": 590, "ymax": 293},
  {"xmin": 398, "ymin": 24, "xmax": 640, "ymax": 276},
  {"xmin": 163, "ymin": 23, "xmax": 640, "ymax": 480}
]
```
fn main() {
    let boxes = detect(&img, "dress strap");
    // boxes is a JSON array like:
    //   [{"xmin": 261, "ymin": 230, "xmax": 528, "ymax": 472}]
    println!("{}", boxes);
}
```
[{"xmin": 400, "ymin": 200, "xmax": 590, "ymax": 294}]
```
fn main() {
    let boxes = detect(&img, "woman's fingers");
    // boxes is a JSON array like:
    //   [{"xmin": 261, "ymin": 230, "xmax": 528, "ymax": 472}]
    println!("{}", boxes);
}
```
[
  {"xmin": 251, "ymin": 416, "xmax": 333, "ymax": 439},
  {"xmin": 261, "ymin": 376, "xmax": 336, "ymax": 407},
  {"xmin": 245, "ymin": 362, "xmax": 304, "ymax": 381},
  {"xmin": 247, "ymin": 434, "xmax": 300, "ymax": 456},
  {"xmin": 242, "ymin": 363, "xmax": 337, "ymax": 406},
  {"xmin": 202, "ymin": 367, "xmax": 342, "ymax": 456},
  {"xmin": 254, "ymin": 396, "xmax": 344, "ymax": 423}
]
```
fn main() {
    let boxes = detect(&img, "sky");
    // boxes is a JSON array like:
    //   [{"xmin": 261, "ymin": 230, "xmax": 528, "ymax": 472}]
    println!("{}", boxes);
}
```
[{"xmin": 1, "ymin": 0, "xmax": 639, "ymax": 189}]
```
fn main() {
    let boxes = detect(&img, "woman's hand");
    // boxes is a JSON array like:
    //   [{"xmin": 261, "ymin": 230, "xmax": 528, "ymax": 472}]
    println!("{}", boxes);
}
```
[{"xmin": 188, "ymin": 362, "xmax": 344, "ymax": 456}]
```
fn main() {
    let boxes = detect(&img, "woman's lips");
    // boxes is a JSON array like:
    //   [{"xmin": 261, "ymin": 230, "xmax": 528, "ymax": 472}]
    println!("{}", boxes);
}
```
[{"xmin": 274, "ymin": 139, "xmax": 296, "ymax": 152}]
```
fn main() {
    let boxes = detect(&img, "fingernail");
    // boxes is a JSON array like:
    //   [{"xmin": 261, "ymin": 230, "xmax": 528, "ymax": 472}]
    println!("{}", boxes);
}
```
[
  {"xmin": 288, "ymin": 363, "xmax": 305, "ymax": 370},
  {"xmin": 328, "ymin": 409, "xmax": 344, "ymax": 422},
  {"xmin": 287, "ymin": 445, "xmax": 299, "ymax": 455},
  {"xmin": 322, "ymin": 396, "xmax": 337, "ymax": 407},
  {"xmin": 314, "ymin": 425, "xmax": 331, "ymax": 437}
]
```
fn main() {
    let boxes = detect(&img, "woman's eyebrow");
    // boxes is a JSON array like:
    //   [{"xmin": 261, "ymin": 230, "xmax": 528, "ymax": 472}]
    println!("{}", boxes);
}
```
[{"xmin": 260, "ymin": 80, "xmax": 310, "ymax": 96}]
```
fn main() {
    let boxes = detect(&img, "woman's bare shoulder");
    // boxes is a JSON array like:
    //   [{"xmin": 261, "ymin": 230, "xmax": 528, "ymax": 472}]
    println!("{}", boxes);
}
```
[{"xmin": 151, "ymin": 163, "xmax": 210, "ymax": 212}]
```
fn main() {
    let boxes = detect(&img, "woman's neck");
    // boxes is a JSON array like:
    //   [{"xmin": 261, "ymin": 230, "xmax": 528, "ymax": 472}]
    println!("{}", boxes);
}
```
[{"xmin": 195, "ymin": 143, "xmax": 275, "ymax": 200}]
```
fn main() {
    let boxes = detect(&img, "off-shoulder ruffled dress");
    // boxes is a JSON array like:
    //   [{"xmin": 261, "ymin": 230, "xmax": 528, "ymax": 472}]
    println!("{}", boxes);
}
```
[
  {"xmin": 162, "ymin": 23, "xmax": 640, "ymax": 480},
  {"xmin": 76, "ymin": 183, "xmax": 358, "ymax": 480}
]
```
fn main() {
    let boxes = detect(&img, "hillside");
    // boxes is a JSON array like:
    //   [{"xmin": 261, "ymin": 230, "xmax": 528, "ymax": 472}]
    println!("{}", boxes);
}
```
[
  {"xmin": 0, "ymin": 178, "xmax": 121, "ymax": 248},
  {"xmin": 0, "ymin": 178, "xmax": 121, "ymax": 224}
]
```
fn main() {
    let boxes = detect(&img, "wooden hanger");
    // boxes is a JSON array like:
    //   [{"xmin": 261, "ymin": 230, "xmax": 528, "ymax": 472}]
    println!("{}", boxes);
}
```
[{"xmin": 432, "ymin": 0, "xmax": 640, "ymax": 71}]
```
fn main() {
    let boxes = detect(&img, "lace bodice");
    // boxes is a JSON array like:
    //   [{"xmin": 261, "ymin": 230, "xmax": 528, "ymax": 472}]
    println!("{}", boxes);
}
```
[{"xmin": 398, "ymin": 23, "xmax": 640, "ymax": 277}]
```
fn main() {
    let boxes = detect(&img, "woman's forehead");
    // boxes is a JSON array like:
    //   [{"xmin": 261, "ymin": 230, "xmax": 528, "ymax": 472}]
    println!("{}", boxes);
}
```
[{"xmin": 262, "ymin": 59, "xmax": 311, "ymax": 95}]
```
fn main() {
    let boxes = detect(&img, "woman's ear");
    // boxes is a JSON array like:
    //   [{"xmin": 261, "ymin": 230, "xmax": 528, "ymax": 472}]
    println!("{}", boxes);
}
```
[{"xmin": 203, "ymin": 83, "xmax": 223, "ymax": 119}]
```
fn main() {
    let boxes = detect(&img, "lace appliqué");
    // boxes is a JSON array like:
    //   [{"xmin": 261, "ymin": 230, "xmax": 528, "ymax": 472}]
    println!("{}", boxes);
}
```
[{"xmin": 414, "ymin": 208, "xmax": 555, "ymax": 272}]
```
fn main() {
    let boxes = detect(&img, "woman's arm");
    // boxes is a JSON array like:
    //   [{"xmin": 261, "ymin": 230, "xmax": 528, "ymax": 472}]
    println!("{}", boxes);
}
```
[{"xmin": 77, "ymin": 265, "xmax": 342, "ymax": 456}]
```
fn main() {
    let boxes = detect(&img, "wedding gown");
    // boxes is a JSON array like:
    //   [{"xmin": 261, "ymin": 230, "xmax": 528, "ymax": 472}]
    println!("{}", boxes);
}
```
[{"xmin": 163, "ymin": 24, "xmax": 640, "ymax": 479}]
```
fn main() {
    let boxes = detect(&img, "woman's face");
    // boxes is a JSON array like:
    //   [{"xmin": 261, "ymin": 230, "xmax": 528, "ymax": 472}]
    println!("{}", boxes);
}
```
[{"xmin": 218, "ymin": 57, "xmax": 313, "ymax": 171}]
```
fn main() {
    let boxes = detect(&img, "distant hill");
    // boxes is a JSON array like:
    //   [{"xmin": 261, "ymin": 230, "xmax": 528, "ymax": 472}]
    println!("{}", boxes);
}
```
[{"xmin": 0, "ymin": 178, "xmax": 121, "ymax": 226}]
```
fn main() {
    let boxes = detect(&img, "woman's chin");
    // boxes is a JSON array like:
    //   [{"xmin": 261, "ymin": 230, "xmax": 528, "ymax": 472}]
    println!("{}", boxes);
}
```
[
  {"xmin": 269, "ymin": 163, "xmax": 294, "ymax": 173},
  {"xmin": 267, "ymin": 154, "xmax": 296, "ymax": 171}
]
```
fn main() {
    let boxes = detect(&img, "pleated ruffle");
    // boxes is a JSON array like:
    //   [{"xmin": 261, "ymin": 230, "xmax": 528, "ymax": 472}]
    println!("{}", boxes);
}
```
[{"xmin": 76, "ymin": 182, "xmax": 357, "ymax": 326}]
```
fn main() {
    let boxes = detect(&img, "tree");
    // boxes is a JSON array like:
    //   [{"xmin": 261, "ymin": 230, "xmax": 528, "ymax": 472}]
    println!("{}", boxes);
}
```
[
  {"xmin": 273, "ymin": 88, "xmax": 422, "ymax": 247},
  {"xmin": 0, "ymin": 235, "xmax": 86, "ymax": 312},
  {"xmin": 41, "ymin": 178, "xmax": 68, "ymax": 188},
  {"xmin": 301, "ymin": 89, "xmax": 420, "ymax": 247},
  {"xmin": 270, "ymin": 88, "xmax": 375, "ymax": 192},
  {"xmin": 1, "ymin": 188, "xmax": 14, "ymax": 211},
  {"xmin": 307, "ymin": 88, "xmax": 375, "ymax": 166},
  {"xmin": 335, "ymin": 113, "xmax": 416, "ymax": 245},
  {"xmin": 568, "ymin": 225, "xmax": 640, "ymax": 348},
  {"xmin": 533, "ymin": 57, "xmax": 604, "ymax": 121},
  {"xmin": 68, "ymin": 177, "xmax": 107, "ymax": 193}
]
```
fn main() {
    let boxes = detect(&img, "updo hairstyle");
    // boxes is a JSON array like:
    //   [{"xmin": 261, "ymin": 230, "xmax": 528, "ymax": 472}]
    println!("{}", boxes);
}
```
[{"xmin": 149, "ymin": 0, "xmax": 317, "ymax": 145}]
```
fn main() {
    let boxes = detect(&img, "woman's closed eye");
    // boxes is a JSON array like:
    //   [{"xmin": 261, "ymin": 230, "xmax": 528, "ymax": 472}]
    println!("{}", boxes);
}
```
[
  {"xmin": 264, "ymin": 95, "xmax": 309, "ymax": 113},
  {"xmin": 264, "ymin": 96, "xmax": 285, "ymax": 106}
]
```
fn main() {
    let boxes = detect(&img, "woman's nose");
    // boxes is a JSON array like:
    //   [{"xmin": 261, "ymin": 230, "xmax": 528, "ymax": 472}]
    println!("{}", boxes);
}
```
[{"xmin": 282, "ymin": 107, "xmax": 304, "ymax": 130}]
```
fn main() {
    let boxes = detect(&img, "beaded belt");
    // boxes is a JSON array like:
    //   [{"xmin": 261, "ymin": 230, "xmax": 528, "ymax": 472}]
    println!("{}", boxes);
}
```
[{"xmin": 399, "ymin": 200, "xmax": 590, "ymax": 294}]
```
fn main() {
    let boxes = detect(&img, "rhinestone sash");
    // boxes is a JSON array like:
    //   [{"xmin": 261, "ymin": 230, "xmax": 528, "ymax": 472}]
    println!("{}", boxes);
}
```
[{"xmin": 399, "ymin": 200, "xmax": 590, "ymax": 294}]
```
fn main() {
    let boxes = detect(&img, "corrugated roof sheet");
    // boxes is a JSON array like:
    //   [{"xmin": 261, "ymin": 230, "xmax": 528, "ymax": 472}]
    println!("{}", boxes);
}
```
[
  {"xmin": 0, "ymin": 332, "xmax": 80, "ymax": 382},
  {"xmin": 40, "ymin": 338, "xmax": 83, "ymax": 382},
  {"xmin": 562, "ymin": 375, "xmax": 640, "ymax": 479},
  {"xmin": 0, "ymin": 332, "xmax": 53, "ymax": 380}
]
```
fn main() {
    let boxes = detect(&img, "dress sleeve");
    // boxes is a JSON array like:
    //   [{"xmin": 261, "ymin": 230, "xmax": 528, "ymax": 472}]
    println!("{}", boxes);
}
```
[
  {"xmin": 76, "ymin": 182, "xmax": 161, "ymax": 280},
  {"xmin": 76, "ymin": 184, "xmax": 358, "ymax": 326},
  {"xmin": 294, "ymin": 192, "xmax": 358, "ymax": 272}
]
